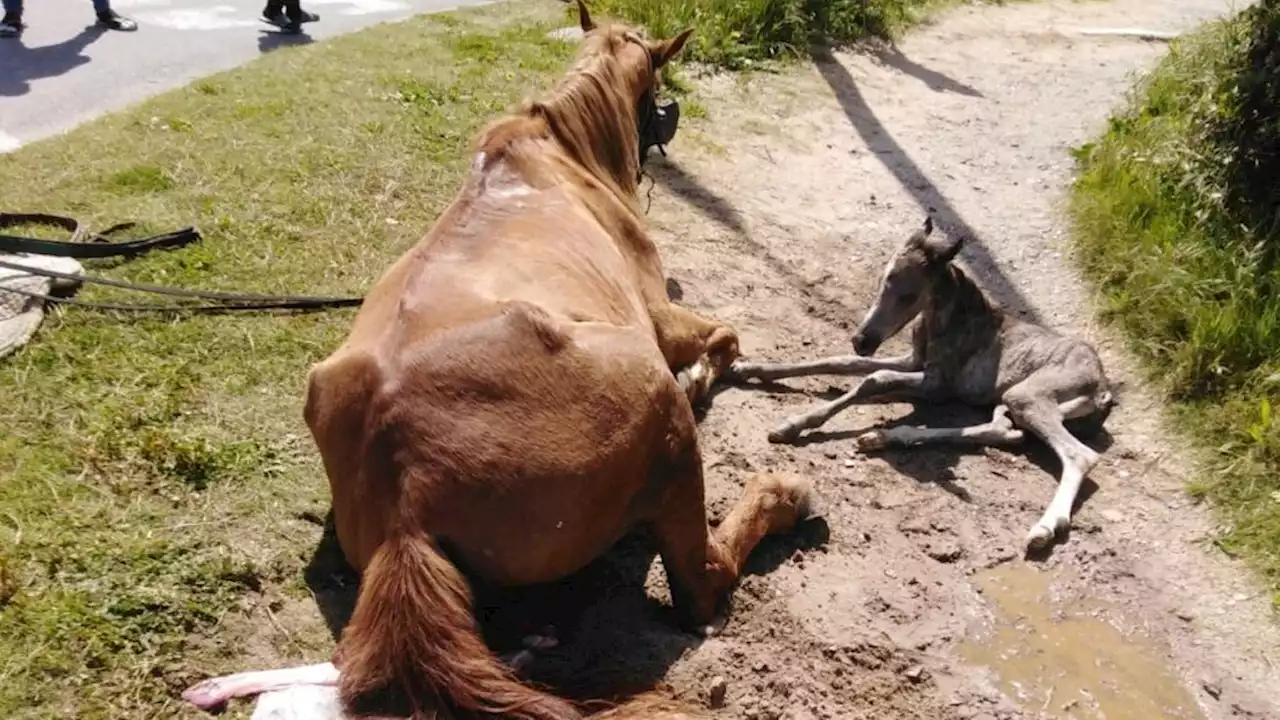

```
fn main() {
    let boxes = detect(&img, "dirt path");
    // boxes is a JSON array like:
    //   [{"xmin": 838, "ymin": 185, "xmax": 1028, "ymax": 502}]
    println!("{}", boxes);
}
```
[{"xmin": 514, "ymin": 0, "xmax": 1280, "ymax": 718}]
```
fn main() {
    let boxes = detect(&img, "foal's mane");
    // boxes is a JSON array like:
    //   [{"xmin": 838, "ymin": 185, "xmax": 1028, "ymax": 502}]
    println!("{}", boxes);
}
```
[{"xmin": 474, "ymin": 24, "xmax": 648, "ymax": 199}]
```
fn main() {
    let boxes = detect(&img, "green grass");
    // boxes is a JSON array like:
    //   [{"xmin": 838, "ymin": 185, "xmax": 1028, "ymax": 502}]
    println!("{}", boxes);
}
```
[
  {"xmin": 586, "ymin": 0, "xmax": 956, "ymax": 69},
  {"xmin": 1070, "ymin": 4, "xmax": 1280, "ymax": 605},
  {"xmin": 0, "ymin": 3, "xmax": 581, "ymax": 716}
]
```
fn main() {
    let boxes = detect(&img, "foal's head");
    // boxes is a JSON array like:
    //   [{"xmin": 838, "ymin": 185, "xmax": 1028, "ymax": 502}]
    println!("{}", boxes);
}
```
[{"xmin": 851, "ymin": 216, "xmax": 965, "ymax": 356}]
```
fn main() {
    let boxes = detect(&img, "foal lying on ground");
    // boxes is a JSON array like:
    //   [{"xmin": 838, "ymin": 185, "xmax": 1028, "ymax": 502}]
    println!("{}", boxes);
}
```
[{"xmin": 730, "ymin": 217, "xmax": 1113, "ymax": 550}]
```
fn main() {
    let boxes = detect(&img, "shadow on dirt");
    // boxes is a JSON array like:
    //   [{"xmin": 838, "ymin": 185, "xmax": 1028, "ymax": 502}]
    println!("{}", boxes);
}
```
[
  {"xmin": 303, "ymin": 501, "xmax": 828, "ymax": 702},
  {"xmin": 867, "ymin": 42, "xmax": 985, "ymax": 98},
  {"xmin": 648, "ymin": 158, "xmax": 747, "ymax": 235},
  {"xmin": 811, "ymin": 46, "xmax": 1039, "ymax": 324}
]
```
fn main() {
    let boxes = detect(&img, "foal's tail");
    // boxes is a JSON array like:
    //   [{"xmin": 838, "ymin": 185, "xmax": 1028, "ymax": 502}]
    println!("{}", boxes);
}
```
[{"xmin": 337, "ymin": 531, "xmax": 578, "ymax": 720}]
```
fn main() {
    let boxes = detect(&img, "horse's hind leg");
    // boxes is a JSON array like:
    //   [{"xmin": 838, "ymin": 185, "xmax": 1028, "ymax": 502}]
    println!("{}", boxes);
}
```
[
  {"xmin": 1004, "ymin": 378, "xmax": 1103, "ymax": 550},
  {"xmin": 649, "ymin": 379, "xmax": 813, "ymax": 630}
]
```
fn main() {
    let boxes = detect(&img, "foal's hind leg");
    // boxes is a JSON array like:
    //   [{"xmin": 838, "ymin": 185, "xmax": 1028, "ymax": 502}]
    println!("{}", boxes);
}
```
[
  {"xmin": 650, "ymin": 379, "xmax": 813, "ymax": 630},
  {"xmin": 854, "ymin": 405, "xmax": 1025, "ymax": 451},
  {"xmin": 729, "ymin": 352, "xmax": 920, "ymax": 383},
  {"xmin": 1003, "ymin": 378, "xmax": 1103, "ymax": 550}
]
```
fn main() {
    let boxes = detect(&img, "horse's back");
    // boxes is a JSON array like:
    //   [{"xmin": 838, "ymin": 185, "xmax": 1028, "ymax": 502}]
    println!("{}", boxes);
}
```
[{"xmin": 321, "ymin": 300, "xmax": 685, "ymax": 586}]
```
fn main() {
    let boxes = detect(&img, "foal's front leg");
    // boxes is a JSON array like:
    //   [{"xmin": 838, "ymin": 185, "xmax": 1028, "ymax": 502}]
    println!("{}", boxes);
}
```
[
  {"xmin": 769, "ymin": 370, "xmax": 927, "ymax": 443},
  {"xmin": 730, "ymin": 352, "xmax": 919, "ymax": 383},
  {"xmin": 854, "ymin": 404, "xmax": 1026, "ymax": 451}
]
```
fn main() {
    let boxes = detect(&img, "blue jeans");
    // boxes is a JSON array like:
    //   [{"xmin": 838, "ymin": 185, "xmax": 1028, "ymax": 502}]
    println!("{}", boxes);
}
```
[{"xmin": 3, "ymin": 0, "xmax": 112, "ymax": 14}]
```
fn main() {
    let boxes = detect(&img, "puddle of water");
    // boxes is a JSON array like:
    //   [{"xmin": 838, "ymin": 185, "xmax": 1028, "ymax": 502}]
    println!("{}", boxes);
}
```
[{"xmin": 957, "ymin": 564, "xmax": 1203, "ymax": 720}]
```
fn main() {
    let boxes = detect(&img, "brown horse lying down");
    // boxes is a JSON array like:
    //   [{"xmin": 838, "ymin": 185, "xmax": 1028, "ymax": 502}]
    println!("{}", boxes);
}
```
[{"xmin": 180, "ymin": 3, "xmax": 813, "ymax": 719}]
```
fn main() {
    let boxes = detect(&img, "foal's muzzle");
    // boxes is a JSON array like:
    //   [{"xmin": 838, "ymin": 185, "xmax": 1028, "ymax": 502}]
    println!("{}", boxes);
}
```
[{"xmin": 852, "ymin": 331, "xmax": 880, "ymax": 357}]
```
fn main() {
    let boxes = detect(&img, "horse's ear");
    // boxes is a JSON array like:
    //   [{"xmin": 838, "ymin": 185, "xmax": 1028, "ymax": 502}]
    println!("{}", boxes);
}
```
[
  {"xmin": 923, "ymin": 232, "xmax": 964, "ymax": 265},
  {"xmin": 650, "ymin": 27, "xmax": 694, "ymax": 68},
  {"xmin": 576, "ymin": 0, "xmax": 595, "ymax": 33}
]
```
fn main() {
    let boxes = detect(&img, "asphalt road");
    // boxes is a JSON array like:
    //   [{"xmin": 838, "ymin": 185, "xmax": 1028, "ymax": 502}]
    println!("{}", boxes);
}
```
[{"xmin": 0, "ymin": 0, "xmax": 494, "ymax": 152}]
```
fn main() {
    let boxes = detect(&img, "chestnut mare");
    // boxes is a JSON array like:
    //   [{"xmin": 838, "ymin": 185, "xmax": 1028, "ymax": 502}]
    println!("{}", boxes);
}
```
[{"xmin": 180, "ymin": 4, "xmax": 812, "ymax": 719}]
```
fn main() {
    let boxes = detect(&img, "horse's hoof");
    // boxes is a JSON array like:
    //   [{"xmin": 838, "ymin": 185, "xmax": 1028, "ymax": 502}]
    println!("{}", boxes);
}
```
[
  {"xmin": 855, "ymin": 430, "xmax": 888, "ymax": 451},
  {"xmin": 698, "ymin": 614, "xmax": 728, "ymax": 638}
]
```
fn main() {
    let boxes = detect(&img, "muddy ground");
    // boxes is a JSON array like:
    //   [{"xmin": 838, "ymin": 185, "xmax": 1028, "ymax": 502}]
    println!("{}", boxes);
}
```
[{"xmin": 302, "ymin": 0, "xmax": 1280, "ymax": 718}]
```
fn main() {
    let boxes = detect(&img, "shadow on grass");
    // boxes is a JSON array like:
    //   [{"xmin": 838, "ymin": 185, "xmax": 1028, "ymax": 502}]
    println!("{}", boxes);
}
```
[{"xmin": 257, "ymin": 28, "xmax": 315, "ymax": 54}]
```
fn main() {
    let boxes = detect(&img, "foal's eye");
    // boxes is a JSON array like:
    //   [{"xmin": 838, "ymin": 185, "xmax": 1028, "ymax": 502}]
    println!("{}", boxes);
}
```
[{"xmin": 899, "ymin": 293, "xmax": 919, "ymax": 305}]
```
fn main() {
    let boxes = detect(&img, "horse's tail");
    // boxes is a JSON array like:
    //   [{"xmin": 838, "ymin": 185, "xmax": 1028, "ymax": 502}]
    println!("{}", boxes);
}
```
[{"xmin": 336, "ymin": 531, "xmax": 579, "ymax": 720}]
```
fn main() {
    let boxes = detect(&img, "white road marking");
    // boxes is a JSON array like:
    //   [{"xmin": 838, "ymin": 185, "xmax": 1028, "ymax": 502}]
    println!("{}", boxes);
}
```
[
  {"xmin": 0, "ymin": 131, "xmax": 21, "ymax": 154},
  {"xmin": 110, "ymin": 0, "xmax": 175, "ymax": 9},
  {"xmin": 134, "ymin": 6, "xmax": 259, "ymax": 30},
  {"xmin": 309, "ymin": 0, "xmax": 411, "ymax": 15}
]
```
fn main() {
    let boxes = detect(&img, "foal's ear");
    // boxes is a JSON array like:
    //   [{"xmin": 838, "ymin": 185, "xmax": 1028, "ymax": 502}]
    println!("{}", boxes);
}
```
[
  {"xmin": 576, "ymin": 0, "xmax": 595, "ymax": 33},
  {"xmin": 650, "ymin": 27, "xmax": 695, "ymax": 68},
  {"xmin": 923, "ymin": 232, "xmax": 965, "ymax": 266}
]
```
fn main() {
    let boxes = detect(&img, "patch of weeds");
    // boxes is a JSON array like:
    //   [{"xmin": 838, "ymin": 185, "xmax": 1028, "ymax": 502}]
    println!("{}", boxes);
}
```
[
  {"xmin": 105, "ymin": 164, "xmax": 173, "ymax": 194},
  {"xmin": 1070, "ymin": 4, "xmax": 1280, "ymax": 602},
  {"xmin": 448, "ymin": 33, "xmax": 503, "ymax": 63},
  {"xmin": 162, "ymin": 117, "xmax": 194, "ymax": 133},
  {"xmin": 585, "ymin": 0, "xmax": 952, "ymax": 69},
  {"xmin": 232, "ymin": 99, "xmax": 294, "ymax": 120},
  {"xmin": 0, "ymin": 552, "xmax": 16, "ymax": 610}
]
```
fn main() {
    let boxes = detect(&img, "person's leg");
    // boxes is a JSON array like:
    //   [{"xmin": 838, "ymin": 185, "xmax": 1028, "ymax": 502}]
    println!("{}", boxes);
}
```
[
  {"xmin": 92, "ymin": 0, "xmax": 138, "ymax": 31},
  {"xmin": 0, "ymin": 0, "xmax": 22, "ymax": 38}
]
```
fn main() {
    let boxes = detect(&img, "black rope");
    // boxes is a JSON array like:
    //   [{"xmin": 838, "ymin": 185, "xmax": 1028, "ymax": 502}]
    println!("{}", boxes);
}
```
[
  {"xmin": 0, "ymin": 213, "xmax": 364, "ymax": 313},
  {"xmin": 0, "ymin": 282, "xmax": 360, "ymax": 314}
]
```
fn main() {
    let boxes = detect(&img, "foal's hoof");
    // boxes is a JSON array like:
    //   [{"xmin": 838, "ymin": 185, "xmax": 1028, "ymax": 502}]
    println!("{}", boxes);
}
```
[
  {"xmin": 726, "ymin": 360, "xmax": 753, "ymax": 379},
  {"xmin": 1025, "ymin": 523, "xmax": 1055, "ymax": 551},
  {"xmin": 855, "ymin": 429, "xmax": 889, "ymax": 451},
  {"xmin": 182, "ymin": 680, "xmax": 229, "ymax": 711},
  {"xmin": 768, "ymin": 423, "xmax": 802, "ymax": 444}
]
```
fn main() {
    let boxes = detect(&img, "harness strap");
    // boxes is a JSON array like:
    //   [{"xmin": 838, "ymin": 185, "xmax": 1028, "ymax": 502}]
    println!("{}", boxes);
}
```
[
  {"xmin": 0, "ymin": 212, "xmax": 202, "ymax": 258},
  {"xmin": 0, "ymin": 213, "xmax": 364, "ymax": 312},
  {"xmin": 0, "ymin": 281, "xmax": 362, "ymax": 313}
]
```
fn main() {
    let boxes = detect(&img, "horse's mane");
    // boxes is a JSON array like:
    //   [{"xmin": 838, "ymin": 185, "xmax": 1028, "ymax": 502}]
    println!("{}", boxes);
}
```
[{"xmin": 474, "ymin": 24, "xmax": 645, "ymax": 200}]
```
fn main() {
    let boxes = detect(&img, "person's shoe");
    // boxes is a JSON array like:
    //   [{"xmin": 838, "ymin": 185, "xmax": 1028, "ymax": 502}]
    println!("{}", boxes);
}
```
[
  {"xmin": 96, "ymin": 10, "xmax": 138, "ymax": 31},
  {"xmin": 262, "ymin": 8, "xmax": 319, "ymax": 27},
  {"xmin": 0, "ymin": 12, "xmax": 23, "ymax": 37}
]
